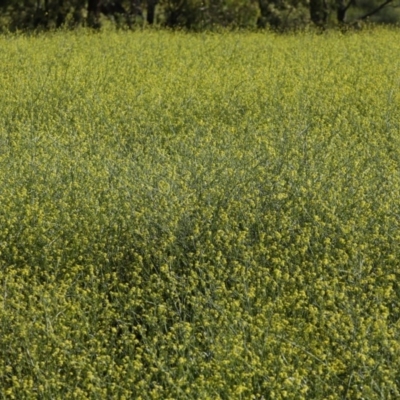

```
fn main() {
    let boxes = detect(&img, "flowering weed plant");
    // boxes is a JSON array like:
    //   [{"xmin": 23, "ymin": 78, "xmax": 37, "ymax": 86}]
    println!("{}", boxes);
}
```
[{"xmin": 1, "ymin": 28, "xmax": 400, "ymax": 399}]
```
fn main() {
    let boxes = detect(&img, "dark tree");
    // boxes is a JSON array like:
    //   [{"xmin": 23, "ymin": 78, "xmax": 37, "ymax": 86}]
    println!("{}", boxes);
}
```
[
  {"xmin": 100, "ymin": 0, "xmax": 126, "ymax": 15},
  {"xmin": 309, "ymin": 0, "xmax": 328, "ymax": 26},
  {"xmin": 257, "ymin": 0, "xmax": 284, "ymax": 28},
  {"xmin": 130, "ymin": 0, "xmax": 143, "ymax": 18},
  {"xmin": 0, "ymin": 0, "xmax": 398, "ymax": 31}
]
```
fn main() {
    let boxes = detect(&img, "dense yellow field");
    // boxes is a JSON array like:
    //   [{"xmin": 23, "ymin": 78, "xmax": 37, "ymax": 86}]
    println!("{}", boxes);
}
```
[{"xmin": 1, "ymin": 28, "xmax": 400, "ymax": 399}]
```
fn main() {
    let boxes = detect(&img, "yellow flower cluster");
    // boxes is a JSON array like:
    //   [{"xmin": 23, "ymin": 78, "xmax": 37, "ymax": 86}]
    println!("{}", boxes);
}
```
[{"xmin": 1, "ymin": 27, "xmax": 400, "ymax": 398}]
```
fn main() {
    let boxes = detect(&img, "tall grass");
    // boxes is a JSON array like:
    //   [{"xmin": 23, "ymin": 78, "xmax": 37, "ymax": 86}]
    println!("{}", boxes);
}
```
[{"xmin": 1, "ymin": 28, "xmax": 400, "ymax": 399}]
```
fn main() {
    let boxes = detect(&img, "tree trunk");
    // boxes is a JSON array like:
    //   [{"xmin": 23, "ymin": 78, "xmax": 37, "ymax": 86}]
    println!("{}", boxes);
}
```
[
  {"xmin": 56, "ymin": 0, "xmax": 66, "ymax": 27},
  {"xmin": 147, "ymin": 0, "xmax": 158, "ymax": 24},
  {"xmin": 88, "ymin": 0, "xmax": 101, "ymax": 28},
  {"xmin": 337, "ymin": 0, "xmax": 347, "ymax": 23}
]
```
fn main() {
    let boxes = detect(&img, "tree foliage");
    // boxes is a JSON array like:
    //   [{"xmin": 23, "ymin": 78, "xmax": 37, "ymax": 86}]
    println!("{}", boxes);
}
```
[{"xmin": 0, "ymin": 0, "xmax": 398, "ymax": 31}]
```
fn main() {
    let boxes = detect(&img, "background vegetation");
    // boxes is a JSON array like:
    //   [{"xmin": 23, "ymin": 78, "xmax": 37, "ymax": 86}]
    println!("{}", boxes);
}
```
[
  {"xmin": 1, "ymin": 28, "xmax": 400, "ymax": 399},
  {"xmin": 0, "ymin": 0, "xmax": 399, "ymax": 31}
]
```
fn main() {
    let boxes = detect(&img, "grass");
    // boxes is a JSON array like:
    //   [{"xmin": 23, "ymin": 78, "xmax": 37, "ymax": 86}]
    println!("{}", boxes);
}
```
[{"xmin": 1, "ymin": 27, "xmax": 400, "ymax": 399}]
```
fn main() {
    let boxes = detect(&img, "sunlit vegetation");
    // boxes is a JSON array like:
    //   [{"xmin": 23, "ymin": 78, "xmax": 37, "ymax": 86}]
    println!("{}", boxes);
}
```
[{"xmin": 1, "ymin": 28, "xmax": 400, "ymax": 398}]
